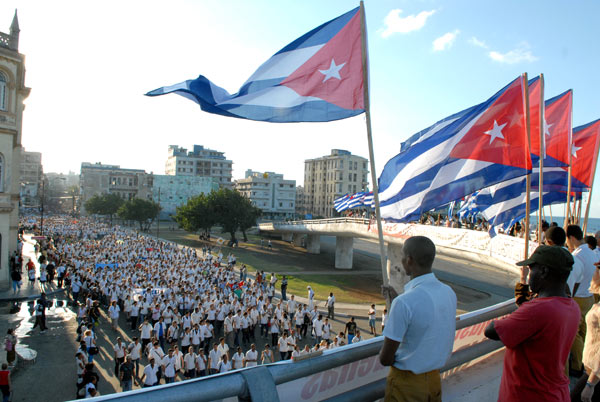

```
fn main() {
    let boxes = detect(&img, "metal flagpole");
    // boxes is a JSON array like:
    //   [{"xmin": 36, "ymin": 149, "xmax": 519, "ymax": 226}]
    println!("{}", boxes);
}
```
[
  {"xmin": 538, "ymin": 74, "xmax": 545, "ymax": 243},
  {"xmin": 565, "ymin": 93, "xmax": 574, "ymax": 228},
  {"xmin": 360, "ymin": 1, "xmax": 390, "ymax": 308},
  {"xmin": 523, "ymin": 73, "xmax": 532, "ymax": 258},
  {"xmin": 583, "ymin": 143, "xmax": 600, "ymax": 234}
]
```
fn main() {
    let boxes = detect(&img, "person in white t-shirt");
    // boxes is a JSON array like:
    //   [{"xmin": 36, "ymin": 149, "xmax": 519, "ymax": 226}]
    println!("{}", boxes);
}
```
[
  {"xmin": 161, "ymin": 349, "xmax": 177, "ymax": 384},
  {"xmin": 183, "ymin": 346, "xmax": 197, "ymax": 379},
  {"xmin": 195, "ymin": 350, "xmax": 207, "ymax": 377},
  {"xmin": 113, "ymin": 337, "xmax": 127, "ymax": 377},
  {"xmin": 217, "ymin": 354, "xmax": 232, "ymax": 373},
  {"xmin": 245, "ymin": 344, "xmax": 258, "ymax": 367},
  {"xmin": 141, "ymin": 358, "xmax": 158, "ymax": 387},
  {"xmin": 352, "ymin": 329, "xmax": 363, "ymax": 343},
  {"xmin": 128, "ymin": 337, "xmax": 142, "ymax": 378},
  {"xmin": 232, "ymin": 346, "xmax": 244, "ymax": 370},
  {"xmin": 278, "ymin": 331, "xmax": 289, "ymax": 361},
  {"xmin": 368, "ymin": 304, "xmax": 377, "ymax": 336},
  {"xmin": 108, "ymin": 301, "xmax": 120, "ymax": 330},
  {"xmin": 208, "ymin": 343, "xmax": 222, "ymax": 375}
]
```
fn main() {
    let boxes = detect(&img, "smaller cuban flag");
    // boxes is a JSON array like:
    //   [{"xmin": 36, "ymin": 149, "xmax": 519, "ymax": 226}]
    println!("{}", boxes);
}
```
[
  {"xmin": 146, "ymin": 7, "xmax": 365, "ymax": 123},
  {"xmin": 334, "ymin": 194, "xmax": 351, "ymax": 212}
]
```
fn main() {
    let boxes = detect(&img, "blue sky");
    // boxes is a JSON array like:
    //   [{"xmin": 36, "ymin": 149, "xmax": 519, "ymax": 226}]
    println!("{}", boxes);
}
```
[{"xmin": 1, "ymin": 0, "xmax": 599, "ymax": 218}]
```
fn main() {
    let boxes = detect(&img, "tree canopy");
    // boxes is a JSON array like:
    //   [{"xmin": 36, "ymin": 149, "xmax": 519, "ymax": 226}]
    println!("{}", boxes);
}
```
[
  {"xmin": 175, "ymin": 188, "xmax": 262, "ymax": 242},
  {"xmin": 117, "ymin": 198, "xmax": 161, "ymax": 230},
  {"xmin": 84, "ymin": 193, "xmax": 125, "ymax": 224}
]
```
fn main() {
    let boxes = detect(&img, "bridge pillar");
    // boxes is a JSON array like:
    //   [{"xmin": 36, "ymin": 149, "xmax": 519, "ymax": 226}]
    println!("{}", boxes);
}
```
[
  {"xmin": 387, "ymin": 243, "xmax": 409, "ymax": 296},
  {"xmin": 335, "ymin": 237, "xmax": 353, "ymax": 269},
  {"xmin": 306, "ymin": 235, "xmax": 321, "ymax": 254},
  {"xmin": 281, "ymin": 233, "xmax": 293, "ymax": 242},
  {"xmin": 292, "ymin": 233, "xmax": 303, "ymax": 247}
]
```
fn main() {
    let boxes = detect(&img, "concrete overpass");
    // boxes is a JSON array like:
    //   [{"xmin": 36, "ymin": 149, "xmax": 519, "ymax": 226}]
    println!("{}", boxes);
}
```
[{"xmin": 259, "ymin": 218, "xmax": 535, "ymax": 293}]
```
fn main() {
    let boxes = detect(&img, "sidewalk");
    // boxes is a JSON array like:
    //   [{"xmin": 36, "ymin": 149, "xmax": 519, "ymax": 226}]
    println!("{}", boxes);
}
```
[{"xmin": 0, "ymin": 234, "xmax": 65, "ymax": 302}]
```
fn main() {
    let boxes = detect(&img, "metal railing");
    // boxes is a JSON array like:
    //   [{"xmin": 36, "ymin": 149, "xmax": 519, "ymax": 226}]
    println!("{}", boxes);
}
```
[
  {"xmin": 259, "ymin": 217, "xmax": 370, "ymax": 229},
  {"xmin": 81, "ymin": 299, "xmax": 517, "ymax": 402}
]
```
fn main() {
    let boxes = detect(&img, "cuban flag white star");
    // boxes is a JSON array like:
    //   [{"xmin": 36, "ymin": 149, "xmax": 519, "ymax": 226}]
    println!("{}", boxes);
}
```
[
  {"xmin": 484, "ymin": 120, "xmax": 507, "ymax": 144},
  {"xmin": 571, "ymin": 143, "xmax": 582, "ymax": 158},
  {"xmin": 543, "ymin": 117, "xmax": 553, "ymax": 137},
  {"xmin": 319, "ymin": 59, "xmax": 346, "ymax": 83}
]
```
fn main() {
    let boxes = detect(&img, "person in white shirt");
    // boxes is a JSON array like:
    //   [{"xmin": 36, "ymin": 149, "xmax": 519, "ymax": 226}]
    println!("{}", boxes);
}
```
[
  {"xmin": 232, "ymin": 346, "xmax": 244, "ymax": 370},
  {"xmin": 141, "ymin": 358, "xmax": 158, "ymax": 387},
  {"xmin": 139, "ymin": 319, "xmax": 153, "ymax": 352},
  {"xmin": 352, "ymin": 329, "xmax": 363, "ymax": 343},
  {"xmin": 278, "ymin": 332, "xmax": 289, "ymax": 361},
  {"xmin": 161, "ymin": 349, "xmax": 177, "ymax": 384},
  {"xmin": 208, "ymin": 343, "xmax": 222, "ymax": 375},
  {"xmin": 113, "ymin": 337, "xmax": 127, "ymax": 377},
  {"xmin": 312, "ymin": 315, "xmax": 323, "ymax": 344},
  {"xmin": 245, "ymin": 344, "xmax": 258, "ymax": 367},
  {"xmin": 195, "ymin": 350, "xmax": 207, "ymax": 377},
  {"xmin": 183, "ymin": 346, "xmax": 197, "ymax": 378},
  {"xmin": 217, "ymin": 354, "xmax": 232, "ymax": 373},
  {"xmin": 217, "ymin": 337, "xmax": 230, "ymax": 360},
  {"xmin": 307, "ymin": 286, "xmax": 314, "ymax": 310},
  {"xmin": 567, "ymin": 224, "xmax": 598, "ymax": 375},
  {"xmin": 326, "ymin": 292, "xmax": 335, "ymax": 319},
  {"xmin": 108, "ymin": 301, "xmax": 120, "ymax": 330},
  {"xmin": 379, "ymin": 236, "xmax": 457, "ymax": 402},
  {"xmin": 128, "ymin": 337, "xmax": 142, "ymax": 378},
  {"xmin": 368, "ymin": 304, "xmax": 377, "ymax": 336}
]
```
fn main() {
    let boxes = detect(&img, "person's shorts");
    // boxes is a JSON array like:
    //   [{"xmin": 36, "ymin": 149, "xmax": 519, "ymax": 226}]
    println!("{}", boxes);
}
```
[{"xmin": 369, "ymin": 319, "xmax": 376, "ymax": 327}]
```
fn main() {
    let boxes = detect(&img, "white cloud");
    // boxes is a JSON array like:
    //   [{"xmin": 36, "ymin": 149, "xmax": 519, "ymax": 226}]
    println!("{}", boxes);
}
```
[
  {"xmin": 432, "ymin": 30, "xmax": 460, "ymax": 51},
  {"xmin": 381, "ymin": 9, "xmax": 436, "ymax": 38},
  {"xmin": 488, "ymin": 42, "xmax": 538, "ymax": 64},
  {"xmin": 468, "ymin": 36, "xmax": 488, "ymax": 49}
]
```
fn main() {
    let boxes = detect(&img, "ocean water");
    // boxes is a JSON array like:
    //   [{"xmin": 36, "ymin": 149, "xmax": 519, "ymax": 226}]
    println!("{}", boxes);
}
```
[{"xmin": 537, "ymin": 216, "xmax": 600, "ymax": 234}]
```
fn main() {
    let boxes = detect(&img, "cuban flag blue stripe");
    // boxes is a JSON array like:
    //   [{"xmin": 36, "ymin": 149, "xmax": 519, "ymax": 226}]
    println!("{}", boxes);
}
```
[{"xmin": 275, "ymin": 7, "xmax": 359, "ymax": 55}]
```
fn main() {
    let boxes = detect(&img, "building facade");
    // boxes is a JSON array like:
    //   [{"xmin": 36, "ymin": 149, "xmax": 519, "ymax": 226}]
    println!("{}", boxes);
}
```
[
  {"xmin": 152, "ymin": 174, "xmax": 219, "ymax": 218},
  {"xmin": 303, "ymin": 149, "xmax": 368, "ymax": 218},
  {"xmin": 19, "ymin": 148, "xmax": 42, "ymax": 207},
  {"xmin": 234, "ymin": 170, "xmax": 296, "ymax": 220},
  {"xmin": 0, "ymin": 12, "xmax": 29, "ymax": 284},
  {"xmin": 295, "ymin": 185, "xmax": 307, "ymax": 218},
  {"xmin": 165, "ymin": 145, "xmax": 233, "ymax": 189},
  {"xmin": 79, "ymin": 162, "xmax": 153, "ymax": 213}
]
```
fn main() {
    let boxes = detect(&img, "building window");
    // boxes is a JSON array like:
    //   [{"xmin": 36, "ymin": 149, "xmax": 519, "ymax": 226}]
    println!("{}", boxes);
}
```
[{"xmin": 0, "ymin": 72, "xmax": 6, "ymax": 111}]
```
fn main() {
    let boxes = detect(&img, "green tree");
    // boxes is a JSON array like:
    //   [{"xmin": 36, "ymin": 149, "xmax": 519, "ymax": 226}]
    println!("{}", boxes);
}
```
[
  {"xmin": 174, "ymin": 193, "xmax": 216, "ymax": 236},
  {"xmin": 117, "ymin": 198, "xmax": 161, "ymax": 230},
  {"xmin": 101, "ymin": 193, "xmax": 125, "ymax": 225},
  {"xmin": 84, "ymin": 194, "xmax": 104, "ymax": 215},
  {"xmin": 239, "ymin": 201, "xmax": 262, "ymax": 242}
]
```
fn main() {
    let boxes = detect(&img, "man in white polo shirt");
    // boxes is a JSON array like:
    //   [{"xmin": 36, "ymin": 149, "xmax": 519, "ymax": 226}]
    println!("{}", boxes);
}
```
[
  {"xmin": 379, "ymin": 236, "xmax": 457, "ymax": 402},
  {"xmin": 567, "ymin": 224, "xmax": 597, "ymax": 375}
]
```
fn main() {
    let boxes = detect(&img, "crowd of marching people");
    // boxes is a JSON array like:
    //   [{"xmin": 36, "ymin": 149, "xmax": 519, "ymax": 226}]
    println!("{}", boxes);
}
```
[{"xmin": 16, "ymin": 217, "xmax": 375, "ymax": 398}]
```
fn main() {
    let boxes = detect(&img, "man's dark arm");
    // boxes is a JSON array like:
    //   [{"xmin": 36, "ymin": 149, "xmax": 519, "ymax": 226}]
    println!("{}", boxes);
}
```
[
  {"xmin": 378, "ymin": 337, "xmax": 400, "ymax": 366},
  {"xmin": 484, "ymin": 321, "xmax": 500, "ymax": 341}
]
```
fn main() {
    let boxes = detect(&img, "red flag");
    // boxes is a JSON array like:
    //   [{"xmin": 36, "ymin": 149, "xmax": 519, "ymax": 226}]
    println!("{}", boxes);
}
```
[{"xmin": 568, "ymin": 119, "xmax": 600, "ymax": 187}]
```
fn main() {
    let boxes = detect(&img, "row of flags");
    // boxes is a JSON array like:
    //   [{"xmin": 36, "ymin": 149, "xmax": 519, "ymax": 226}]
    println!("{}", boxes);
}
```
[
  {"xmin": 145, "ymin": 5, "xmax": 600, "ymax": 237},
  {"xmin": 334, "ymin": 191, "xmax": 373, "ymax": 212},
  {"xmin": 379, "ymin": 74, "xmax": 600, "ymax": 232}
]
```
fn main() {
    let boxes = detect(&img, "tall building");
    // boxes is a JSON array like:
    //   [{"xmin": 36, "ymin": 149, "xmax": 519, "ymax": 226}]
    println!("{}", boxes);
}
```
[
  {"xmin": 0, "ymin": 11, "xmax": 29, "ymax": 284},
  {"xmin": 152, "ymin": 175, "xmax": 219, "ymax": 218},
  {"xmin": 295, "ymin": 185, "xmax": 307, "ymax": 218},
  {"xmin": 165, "ymin": 145, "xmax": 233, "ymax": 189},
  {"xmin": 19, "ymin": 148, "xmax": 43, "ymax": 207},
  {"xmin": 304, "ymin": 149, "xmax": 368, "ymax": 218},
  {"xmin": 79, "ymin": 162, "xmax": 153, "ymax": 213},
  {"xmin": 234, "ymin": 170, "xmax": 296, "ymax": 220}
]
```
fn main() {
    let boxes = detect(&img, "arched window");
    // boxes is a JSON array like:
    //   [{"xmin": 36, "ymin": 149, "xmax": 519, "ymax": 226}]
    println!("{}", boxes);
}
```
[{"xmin": 0, "ymin": 72, "xmax": 6, "ymax": 111}]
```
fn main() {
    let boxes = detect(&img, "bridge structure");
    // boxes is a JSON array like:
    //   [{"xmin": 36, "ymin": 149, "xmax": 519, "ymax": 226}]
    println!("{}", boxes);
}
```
[{"xmin": 258, "ymin": 218, "xmax": 536, "ymax": 293}]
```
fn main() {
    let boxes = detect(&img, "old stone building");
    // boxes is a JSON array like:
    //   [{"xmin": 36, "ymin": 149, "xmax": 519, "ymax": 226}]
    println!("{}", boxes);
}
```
[{"xmin": 0, "ymin": 11, "xmax": 30, "ymax": 284}]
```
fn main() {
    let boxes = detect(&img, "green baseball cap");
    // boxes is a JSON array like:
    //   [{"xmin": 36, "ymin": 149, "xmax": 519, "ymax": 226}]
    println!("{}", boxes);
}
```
[{"xmin": 516, "ymin": 245, "xmax": 574, "ymax": 272}]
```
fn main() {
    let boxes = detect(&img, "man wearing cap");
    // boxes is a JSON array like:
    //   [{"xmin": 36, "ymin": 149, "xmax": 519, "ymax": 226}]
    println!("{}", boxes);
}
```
[
  {"xmin": 379, "ymin": 236, "xmax": 457, "ymax": 402},
  {"xmin": 485, "ymin": 245, "xmax": 580, "ymax": 401}
]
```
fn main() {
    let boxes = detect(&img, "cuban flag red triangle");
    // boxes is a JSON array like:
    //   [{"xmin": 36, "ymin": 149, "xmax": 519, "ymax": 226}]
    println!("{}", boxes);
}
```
[
  {"xmin": 449, "ymin": 77, "xmax": 531, "ymax": 170},
  {"xmin": 280, "ymin": 11, "xmax": 364, "ymax": 110}
]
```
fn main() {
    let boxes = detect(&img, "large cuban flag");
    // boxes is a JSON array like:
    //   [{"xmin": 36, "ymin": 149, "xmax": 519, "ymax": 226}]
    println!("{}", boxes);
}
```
[
  {"xmin": 146, "ymin": 7, "xmax": 365, "ymax": 123},
  {"xmin": 459, "ymin": 87, "xmax": 578, "ymax": 232},
  {"xmin": 568, "ymin": 119, "xmax": 600, "ymax": 188},
  {"xmin": 378, "ymin": 76, "xmax": 531, "ymax": 222}
]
